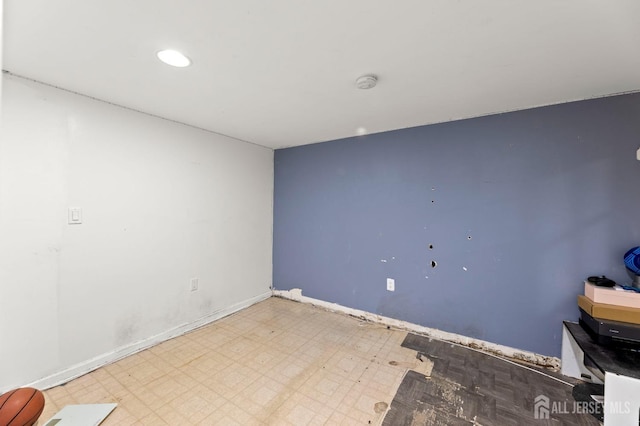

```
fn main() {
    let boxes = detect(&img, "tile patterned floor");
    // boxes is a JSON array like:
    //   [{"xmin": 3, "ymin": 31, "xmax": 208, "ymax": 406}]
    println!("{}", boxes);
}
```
[{"xmin": 39, "ymin": 297, "xmax": 421, "ymax": 425}]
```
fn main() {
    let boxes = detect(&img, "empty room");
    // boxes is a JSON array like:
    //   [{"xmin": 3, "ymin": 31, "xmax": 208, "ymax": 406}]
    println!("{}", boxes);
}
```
[{"xmin": 2, "ymin": 1, "xmax": 640, "ymax": 425}]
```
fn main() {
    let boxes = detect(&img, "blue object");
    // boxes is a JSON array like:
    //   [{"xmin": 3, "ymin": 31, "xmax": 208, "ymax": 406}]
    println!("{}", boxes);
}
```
[
  {"xmin": 618, "ymin": 284, "xmax": 640, "ymax": 293},
  {"xmin": 624, "ymin": 246, "xmax": 640, "ymax": 275}
]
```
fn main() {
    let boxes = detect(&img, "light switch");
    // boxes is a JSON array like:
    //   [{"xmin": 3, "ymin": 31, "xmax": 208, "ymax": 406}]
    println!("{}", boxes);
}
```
[{"xmin": 68, "ymin": 207, "xmax": 83, "ymax": 224}]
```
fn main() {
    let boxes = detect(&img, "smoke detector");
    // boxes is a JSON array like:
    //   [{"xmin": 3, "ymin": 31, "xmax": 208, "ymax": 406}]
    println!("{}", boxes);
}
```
[{"xmin": 356, "ymin": 75, "xmax": 378, "ymax": 90}]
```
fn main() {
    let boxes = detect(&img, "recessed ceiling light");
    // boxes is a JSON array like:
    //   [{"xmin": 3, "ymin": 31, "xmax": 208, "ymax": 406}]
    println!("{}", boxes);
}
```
[{"xmin": 156, "ymin": 49, "xmax": 191, "ymax": 67}]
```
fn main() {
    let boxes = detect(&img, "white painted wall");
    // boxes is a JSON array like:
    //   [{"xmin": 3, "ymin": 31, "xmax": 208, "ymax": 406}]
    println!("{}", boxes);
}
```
[
  {"xmin": 0, "ymin": 74, "xmax": 274, "ymax": 391},
  {"xmin": 1, "ymin": 0, "xmax": 4, "ymax": 107}
]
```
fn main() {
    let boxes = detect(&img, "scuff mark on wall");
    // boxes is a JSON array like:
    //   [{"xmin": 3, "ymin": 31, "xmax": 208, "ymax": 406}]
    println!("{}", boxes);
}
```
[{"xmin": 114, "ymin": 314, "xmax": 141, "ymax": 346}]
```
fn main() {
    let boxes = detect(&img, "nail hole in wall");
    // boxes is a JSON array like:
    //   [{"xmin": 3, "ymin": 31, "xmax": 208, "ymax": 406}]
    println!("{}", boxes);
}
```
[
  {"xmin": 429, "ymin": 244, "xmax": 433, "ymax": 250},
  {"xmin": 467, "ymin": 236, "xmax": 472, "ymax": 240},
  {"xmin": 431, "ymin": 260, "xmax": 437, "ymax": 268}
]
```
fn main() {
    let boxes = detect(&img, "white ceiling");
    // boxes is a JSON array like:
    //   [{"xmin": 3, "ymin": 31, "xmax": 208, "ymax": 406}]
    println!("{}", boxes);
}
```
[{"xmin": 3, "ymin": 1, "xmax": 640, "ymax": 149}]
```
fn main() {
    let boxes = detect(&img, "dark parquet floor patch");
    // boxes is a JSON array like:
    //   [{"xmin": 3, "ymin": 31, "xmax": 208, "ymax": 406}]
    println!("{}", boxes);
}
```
[{"xmin": 383, "ymin": 334, "xmax": 600, "ymax": 426}]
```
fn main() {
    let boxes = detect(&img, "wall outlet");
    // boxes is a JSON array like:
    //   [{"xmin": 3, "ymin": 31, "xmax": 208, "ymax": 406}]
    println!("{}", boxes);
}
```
[
  {"xmin": 190, "ymin": 278, "xmax": 199, "ymax": 292},
  {"xmin": 386, "ymin": 278, "xmax": 395, "ymax": 292}
]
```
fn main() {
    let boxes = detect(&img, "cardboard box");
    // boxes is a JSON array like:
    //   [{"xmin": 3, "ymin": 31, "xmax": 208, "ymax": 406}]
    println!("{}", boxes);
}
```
[
  {"xmin": 584, "ymin": 281, "xmax": 640, "ymax": 309},
  {"xmin": 578, "ymin": 295, "xmax": 640, "ymax": 325}
]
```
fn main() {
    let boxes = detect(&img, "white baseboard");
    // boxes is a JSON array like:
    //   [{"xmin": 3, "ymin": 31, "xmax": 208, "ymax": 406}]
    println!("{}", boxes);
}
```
[
  {"xmin": 28, "ymin": 291, "xmax": 271, "ymax": 390},
  {"xmin": 274, "ymin": 288, "xmax": 560, "ymax": 369},
  {"xmin": 27, "ymin": 288, "xmax": 559, "ymax": 391}
]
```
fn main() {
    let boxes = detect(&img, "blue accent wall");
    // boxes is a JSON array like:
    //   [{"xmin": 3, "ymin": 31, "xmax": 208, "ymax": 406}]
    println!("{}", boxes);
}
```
[{"xmin": 273, "ymin": 93, "xmax": 640, "ymax": 357}]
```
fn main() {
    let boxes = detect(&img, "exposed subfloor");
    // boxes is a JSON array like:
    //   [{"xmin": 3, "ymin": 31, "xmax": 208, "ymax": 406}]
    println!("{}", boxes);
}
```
[
  {"xmin": 384, "ymin": 334, "xmax": 599, "ymax": 425},
  {"xmin": 37, "ymin": 297, "xmax": 597, "ymax": 425}
]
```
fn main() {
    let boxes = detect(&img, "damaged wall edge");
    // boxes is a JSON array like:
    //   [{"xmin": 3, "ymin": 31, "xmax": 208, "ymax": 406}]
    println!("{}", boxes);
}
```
[
  {"xmin": 22, "ymin": 291, "xmax": 271, "ymax": 392},
  {"xmin": 273, "ymin": 288, "xmax": 560, "ymax": 369}
]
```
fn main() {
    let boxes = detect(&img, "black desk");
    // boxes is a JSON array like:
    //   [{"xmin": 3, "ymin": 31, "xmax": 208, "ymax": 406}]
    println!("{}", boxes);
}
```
[
  {"xmin": 563, "ymin": 321, "xmax": 640, "ymax": 380},
  {"xmin": 562, "ymin": 321, "xmax": 640, "ymax": 425}
]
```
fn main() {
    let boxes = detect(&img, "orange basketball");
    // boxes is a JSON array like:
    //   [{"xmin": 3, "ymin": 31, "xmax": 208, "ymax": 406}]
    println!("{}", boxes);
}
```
[{"xmin": 0, "ymin": 387, "xmax": 45, "ymax": 426}]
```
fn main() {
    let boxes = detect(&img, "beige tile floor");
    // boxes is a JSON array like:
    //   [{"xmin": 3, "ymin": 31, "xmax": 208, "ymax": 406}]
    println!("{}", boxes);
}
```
[{"xmin": 38, "ymin": 297, "xmax": 422, "ymax": 425}]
